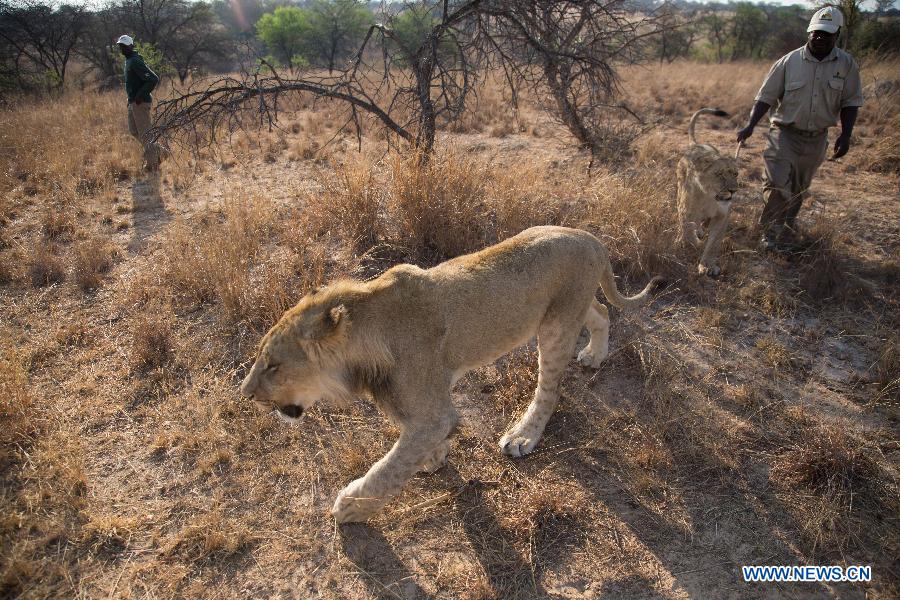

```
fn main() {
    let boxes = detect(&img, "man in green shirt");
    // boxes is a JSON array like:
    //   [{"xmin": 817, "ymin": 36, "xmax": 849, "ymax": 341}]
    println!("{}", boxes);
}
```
[
  {"xmin": 117, "ymin": 34, "xmax": 165, "ymax": 171},
  {"xmin": 736, "ymin": 8, "xmax": 863, "ymax": 253}
]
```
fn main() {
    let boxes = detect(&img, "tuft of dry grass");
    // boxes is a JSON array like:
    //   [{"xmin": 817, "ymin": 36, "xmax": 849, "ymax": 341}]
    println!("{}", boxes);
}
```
[
  {"xmin": 756, "ymin": 335, "xmax": 793, "ymax": 371},
  {"xmin": 771, "ymin": 424, "xmax": 894, "ymax": 555},
  {"xmin": 388, "ymin": 150, "xmax": 492, "ymax": 263},
  {"xmin": 79, "ymin": 514, "xmax": 139, "ymax": 555},
  {"xmin": 71, "ymin": 237, "xmax": 118, "ymax": 291},
  {"xmin": 40, "ymin": 203, "xmax": 77, "ymax": 241},
  {"xmin": 0, "ymin": 249, "xmax": 18, "ymax": 284},
  {"xmin": 27, "ymin": 241, "xmax": 65, "ymax": 287},
  {"xmin": 872, "ymin": 330, "xmax": 899, "ymax": 403},
  {"xmin": 795, "ymin": 222, "xmax": 870, "ymax": 304},
  {"xmin": 131, "ymin": 305, "xmax": 175, "ymax": 372},
  {"xmin": 0, "ymin": 344, "xmax": 36, "ymax": 454},
  {"xmin": 318, "ymin": 155, "xmax": 383, "ymax": 250},
  {"xmin": 164, "ymin": 510, "xmax": 254, "ymax": 562},
  {"xmin": 159, "ymin": 199, "xmax": 276, "ymax": 318}
]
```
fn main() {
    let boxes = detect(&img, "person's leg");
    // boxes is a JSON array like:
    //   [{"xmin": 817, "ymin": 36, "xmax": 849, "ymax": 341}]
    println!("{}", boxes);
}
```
[
  {"xmin": 784, "ymin": 133, "xmax": 829, "ymax": 236},
  {"xmin": 130, "ymin": 102, "xmax": 159, "ymax": 169},
  {"xmin": 759, "ymin": 128, "xmax": 794, "ymax": 247},
  {"xmin": 127, "ymin": 104, "xmax": 139, "ymax": 140}
]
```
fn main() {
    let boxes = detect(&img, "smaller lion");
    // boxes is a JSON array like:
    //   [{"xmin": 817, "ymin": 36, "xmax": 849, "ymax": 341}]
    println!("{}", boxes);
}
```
[
  {"xmin": 240, "ymin": 226, "xmax": 660, "ymax": 523},
  {"xmin": 676, "ymin": 108, "xmax": 740, "ymax": 278}
]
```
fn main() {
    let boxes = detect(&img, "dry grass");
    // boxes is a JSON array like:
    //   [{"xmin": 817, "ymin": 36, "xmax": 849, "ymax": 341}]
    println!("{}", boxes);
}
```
[
  {"xmin": 27, "ymin": 241, "xmax": 66, "ymax": 287},
  {"xmin": 0, "ymin": 91, "xmax": 135, "ymax": 200},
  {"xmin": 873, "ymin": 330, "xmax": 900, "ymax": 403},
  {"xmin": 130, "ymin": 305, "xmax": 175, "ymax": 372},
  {"xmin": 771, "ymin": 424, "xmax": 895, "ymax": 556},
  {"xmin": 1, "ymin": 59, "xmax": 898, "ymax": 598},
  {"xmin": 157, "ymin": 198, "xmax": 281, "ymax": 322},
  {"xmin": 71, "ymin": 236, "xmax": 118, "ymax": 291},
  {"xmin": 388, "ymin": 150, "xmax": 494, "ymax": 263},
  {"xmin": 0, "ymin": 343, "xmax": 36, "ymax": 458}
]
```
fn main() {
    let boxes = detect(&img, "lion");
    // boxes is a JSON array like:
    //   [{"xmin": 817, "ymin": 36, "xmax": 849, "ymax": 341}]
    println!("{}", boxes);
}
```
[
  {"xmin": 676, "ymin": 108, "xmax": 740, "ymax": 278},
  {"xmin": 240, "ymin": 226, "xmax": 660, "ymax": 523}
]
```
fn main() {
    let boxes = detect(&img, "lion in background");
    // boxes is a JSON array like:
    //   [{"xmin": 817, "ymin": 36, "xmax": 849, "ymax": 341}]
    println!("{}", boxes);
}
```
[
  {"xmin": 241, "ymin": 226, "xmax": 660, "ymax": 523},
  {"xmin": 676, "ymin": 108, "xmax": 740, "ymax": 278}
]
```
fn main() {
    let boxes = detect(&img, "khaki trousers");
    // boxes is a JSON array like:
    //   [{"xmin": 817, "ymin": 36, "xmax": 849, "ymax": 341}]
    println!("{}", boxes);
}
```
[
  {"xmin": 127, "ymin": 101, "xmax": 160, "ymax": 168},
  {"xmin": 759, "ymin": 125, "xmax": 829, "ymax": 237}
]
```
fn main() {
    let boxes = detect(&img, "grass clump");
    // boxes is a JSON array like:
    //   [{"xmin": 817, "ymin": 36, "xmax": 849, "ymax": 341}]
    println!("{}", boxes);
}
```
[
  {"xmin": 388, "ymin": 150, "xmax": 491, "ymax": 264},
  {"xmin": 131, "ymin": 306, "xmax": 175, "ymax": 372},
  {"xmin": 71, "ymin": 237, "xmax": 117, "ymax": 291},
  {"xmin": 27, "ymin": 241, "xmax": 65, "ymax": 287}
]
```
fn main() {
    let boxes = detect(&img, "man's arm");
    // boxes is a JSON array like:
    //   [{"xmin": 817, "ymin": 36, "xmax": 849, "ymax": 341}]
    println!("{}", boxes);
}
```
[
  {"xmin": 131, "ymin": 59, "xmax": 159, "ymax": 104},
  {"xmin": 831, "ymin": 106, "xmax": 858, "ymax": 159},
  {"xmin": 736, "ymin": 101, "xmax": 771, "ymax": 143}
]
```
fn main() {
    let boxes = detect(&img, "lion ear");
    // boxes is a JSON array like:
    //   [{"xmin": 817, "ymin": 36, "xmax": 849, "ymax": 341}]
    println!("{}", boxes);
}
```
[
  {"xmin": 298, "ymin": 304, "xmax": 349, "ymax": 340},
  {"xmin": 328, "ymin": 305, "xmax": 348, "ymax": 327}
]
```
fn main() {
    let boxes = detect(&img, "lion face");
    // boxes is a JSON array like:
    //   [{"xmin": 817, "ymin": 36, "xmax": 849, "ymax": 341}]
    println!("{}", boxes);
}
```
[
  {"xmin": 240, "ymin": 302, "xmax": 351, "ymax": 423},
  {"xmin": 706, "ymin": 159, "xmax": 739, "ymax": 203}
]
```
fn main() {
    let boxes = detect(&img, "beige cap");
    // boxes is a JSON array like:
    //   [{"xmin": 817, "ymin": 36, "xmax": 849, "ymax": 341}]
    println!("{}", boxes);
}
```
[{"xmin": 807, "ymin": 7, "xmax": 843, "ymax": 34}]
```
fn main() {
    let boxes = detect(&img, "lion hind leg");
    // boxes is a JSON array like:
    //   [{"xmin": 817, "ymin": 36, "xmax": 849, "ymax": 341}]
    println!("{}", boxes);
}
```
[
  {"xmin": 500, "ymin": 320, "xmax": 580, "ymax": 458},
  {"xmin": 577, "ymin": 299, "xmax": 609, "ymax": 369}
]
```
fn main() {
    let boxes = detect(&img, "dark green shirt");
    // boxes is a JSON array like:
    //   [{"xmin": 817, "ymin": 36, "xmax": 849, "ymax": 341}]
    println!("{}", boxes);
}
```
[{"xmin": 124, "ymin": 53, "xmax": 159, "ymax": 104}]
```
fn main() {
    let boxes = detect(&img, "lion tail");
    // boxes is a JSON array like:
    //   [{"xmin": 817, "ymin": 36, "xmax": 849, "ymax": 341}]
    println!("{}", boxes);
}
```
[
  {"xmin": 597, "ymin": 261, "xmax": 662, "ymax": 311},
  {"xmin": 688, "ymin": 108, "xmax": 729, "ymax": 146}
]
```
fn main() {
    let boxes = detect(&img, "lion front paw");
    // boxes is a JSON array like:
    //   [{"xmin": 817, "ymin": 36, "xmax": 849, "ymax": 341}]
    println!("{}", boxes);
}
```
[
  {"xmin": 332, "ymin": 478, "xmax": 385, "ymax": 524},
  {"xmin": 499, "ymin": 430, "xmax": 540, "ymax": 458},
  {"xmin": 419, "ymin": 439, "xmax": 451, "ymax": 474},
  {"xmin": 577, "ymin": 344, "xmax": 608, "ymax": 369}
]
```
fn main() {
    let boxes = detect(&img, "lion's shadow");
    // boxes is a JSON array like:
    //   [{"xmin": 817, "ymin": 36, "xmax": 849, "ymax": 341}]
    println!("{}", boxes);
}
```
[{"xmin": 339, "ymin": 523, "xmax": 427, "ymax": 599}]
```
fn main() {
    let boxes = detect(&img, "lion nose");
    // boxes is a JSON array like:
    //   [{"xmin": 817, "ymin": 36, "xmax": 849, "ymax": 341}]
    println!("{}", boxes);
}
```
[{"xmin": 279, "ymin": 405, "xmax": 303, "ymax": 419}]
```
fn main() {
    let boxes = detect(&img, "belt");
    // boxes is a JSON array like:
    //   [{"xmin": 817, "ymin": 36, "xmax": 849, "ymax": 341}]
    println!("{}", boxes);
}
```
[{"xmin": 774, "ymin": 123, "xmax": 827, "ymax": 137}]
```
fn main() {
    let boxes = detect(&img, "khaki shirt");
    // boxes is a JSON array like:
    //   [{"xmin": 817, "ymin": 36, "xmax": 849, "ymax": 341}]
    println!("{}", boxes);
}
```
[{"xmin": 755, "ymin": 46, "xmax": 863, "ymax": 133}]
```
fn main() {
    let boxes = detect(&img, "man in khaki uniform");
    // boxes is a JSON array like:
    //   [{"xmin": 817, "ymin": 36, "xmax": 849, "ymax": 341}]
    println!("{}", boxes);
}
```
[
  {"xmin": 736, "ymin": 7, "xmax": 863, "ymax": 252},
  {"xmin": 117, "ymin": 35, "xmax": 165, "ymax": 171}
]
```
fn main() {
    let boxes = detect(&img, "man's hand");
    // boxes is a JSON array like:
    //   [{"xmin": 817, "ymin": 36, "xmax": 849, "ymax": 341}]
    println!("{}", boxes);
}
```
[
  {"xmin": 736, "ymin": 126, "xmax": 754, "ymax": 143},
  {"xmin": 831, "ymin": 134, "xmax": 850, "ymax": 160}
]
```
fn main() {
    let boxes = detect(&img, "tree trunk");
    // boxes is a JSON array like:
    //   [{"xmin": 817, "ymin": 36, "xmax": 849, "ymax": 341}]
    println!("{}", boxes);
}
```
[{"xmin": 542, "ymin": 60, "xmax": 594, "ymax": 154}]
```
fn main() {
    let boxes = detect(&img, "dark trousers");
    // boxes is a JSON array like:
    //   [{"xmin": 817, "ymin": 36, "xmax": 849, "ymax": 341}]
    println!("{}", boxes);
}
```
[{"xmin": 760, "ymin": 126, "xmax": 829, "ymax": 237}]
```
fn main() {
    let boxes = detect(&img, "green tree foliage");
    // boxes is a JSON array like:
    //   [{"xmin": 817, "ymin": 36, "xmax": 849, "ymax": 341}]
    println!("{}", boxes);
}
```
[
  {"xmin": 0, "ymin": 0, "xmax": 91, "ymax": 93},
  {"xmin": 390, "ymin": 3, "xmax": 457, "ymax": 67},
  {"xmin": 653, "ymin": 5, "xmax": 699, "ymax": 63},
  {"xmin": 306, "ymin": 0, "xmax": 372, "ymax": 73},
  {"xmin": 730, "ymin": 2, "xmax": 768, "ymax": 60},
  {"xmin": 256, "ymin": 6, "xmax": 311, "ymax": 71},
  {"xmin": 128, "ymin": 41, "xmax": 174, "ymax": 79},
  {"xmin": 115, "ymin": 0, "xmax": 234, "ymax": 84},
  {"xmin": 702, "ymin": 11, "xmax": 730, "ymax": 63},
  {"xmin": 762, "ymin": 6, "xmax": 808, "ymax": 58},
  {"xmin": 855, "ymin": 18, "xmax": 900, "ymax": 55}
]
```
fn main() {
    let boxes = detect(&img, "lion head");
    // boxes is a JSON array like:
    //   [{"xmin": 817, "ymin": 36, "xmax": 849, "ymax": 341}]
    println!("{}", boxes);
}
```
[
  {"xmin": 240, "ymin": 292, "xmax": 353, "ymax": 423},
  {"xmin": 705, "ymin": 157, "xmax": 739, "ymax": 203}
]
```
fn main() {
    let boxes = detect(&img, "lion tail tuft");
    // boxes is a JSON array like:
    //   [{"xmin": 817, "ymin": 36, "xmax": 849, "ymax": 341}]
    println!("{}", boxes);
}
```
[{"xmin": 688, "ymin": 108, "xmax": 730, "ymax": 146}]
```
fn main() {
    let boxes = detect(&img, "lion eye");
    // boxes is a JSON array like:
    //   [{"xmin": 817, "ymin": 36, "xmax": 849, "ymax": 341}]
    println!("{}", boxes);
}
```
[{"xmin": 264, "ymin": 364, "xmax": 279, "ymax": 374}]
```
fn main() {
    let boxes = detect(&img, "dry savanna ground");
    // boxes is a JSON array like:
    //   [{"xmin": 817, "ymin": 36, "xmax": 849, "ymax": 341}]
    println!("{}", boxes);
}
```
[{"xmin": 1, "ymin": 60, "xmax": 898, "ymax": 599}]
